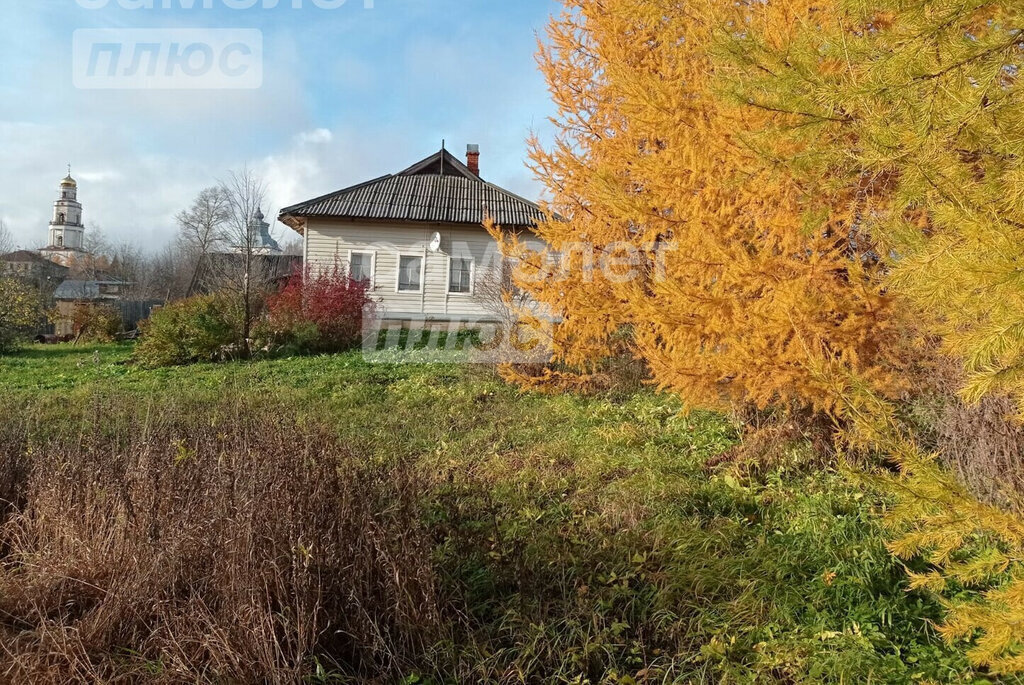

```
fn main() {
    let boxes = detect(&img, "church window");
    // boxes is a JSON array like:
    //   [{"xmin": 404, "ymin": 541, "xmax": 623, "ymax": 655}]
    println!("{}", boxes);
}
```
[
  {"xmin": 58, "ymin": 213, "xmax": 66, "ymax": 223},
  {"xmin": 57, "ymin": 236, "xmax": 64, "ymax": 247}
]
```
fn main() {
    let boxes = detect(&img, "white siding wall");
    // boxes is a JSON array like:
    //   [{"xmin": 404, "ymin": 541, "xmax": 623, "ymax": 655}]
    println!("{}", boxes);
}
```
[{"xmin": 303, "ymin": 219, "xmax": 506, "ymax": 320}]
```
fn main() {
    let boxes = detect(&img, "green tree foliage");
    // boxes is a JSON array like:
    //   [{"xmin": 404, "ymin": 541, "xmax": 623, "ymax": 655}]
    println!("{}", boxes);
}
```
[
  {"xmin": 0, "ymin": 276, "xmax": 40, "ymax": 354},
  {"xmin": 133, "ymin": 295, "xmax": 239, "ymax": 368}
]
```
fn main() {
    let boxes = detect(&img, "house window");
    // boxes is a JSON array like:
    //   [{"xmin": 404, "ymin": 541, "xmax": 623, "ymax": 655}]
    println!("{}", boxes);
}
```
[
  {"xmin": 449, "ymin": 257, "xmax": 473, "ymax": 294},
  {"xmin": 397, "ymin": 255, "xmax": 423, "ymax": 292},
  {"xmin": 349, "ymin": 252, "xmax": 373, "ymax": 285}
]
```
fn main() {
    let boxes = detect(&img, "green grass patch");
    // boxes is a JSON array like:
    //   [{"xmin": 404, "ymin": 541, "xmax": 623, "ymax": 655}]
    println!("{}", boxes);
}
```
[{"xmin": 0, "ymin": 344, "xmax": 997, "ymax": 683}]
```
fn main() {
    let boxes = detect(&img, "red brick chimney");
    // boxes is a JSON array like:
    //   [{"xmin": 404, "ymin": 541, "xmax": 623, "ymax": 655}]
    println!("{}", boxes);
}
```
[{"xmin": 466, "ymin": 144, "xmax": 480, "ymax": 177}]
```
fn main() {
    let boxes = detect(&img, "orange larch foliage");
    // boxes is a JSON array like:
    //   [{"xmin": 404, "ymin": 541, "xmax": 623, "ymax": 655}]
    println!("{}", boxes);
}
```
[{"xmin": 493, "ymin": 0, "xmax": 903, "ymax": 413}]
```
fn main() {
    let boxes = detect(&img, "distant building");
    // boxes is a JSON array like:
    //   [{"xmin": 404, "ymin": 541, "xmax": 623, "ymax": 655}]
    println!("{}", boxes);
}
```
[
  {"xmin": 9, "ymin": 169, "xmax": 161, "ymax": 337},
  {"xmin": 203, "ymin": 251, "xmax": 302, "ymax": 292},
  {"xmin": 53, "ymin": 279, "xmax": 128, "ymax": 302},
  {"xmin": 40, "ymin": 169, "xmax": 88, "ymax": 267},
  {"xmin": 0, "ymin": 250, "xmax": 69, "ymax": 335},
  {"xmin": 221, "ymin": 208, "xmax": 283, "ymax": 256},
  {"xmin": 201, "ymin": 207, "xmax": 296, "ymax": 293},
  {"xmin": 0, "ymin": 249, "xmax": 69, "ymax": 285},
  {"xmin": 51, "ymin": 279, "xmax": 147, "ymax": 336},
  {"xmin": 250, "ymin": 209, "xmax": 283, "ymax": 255}
]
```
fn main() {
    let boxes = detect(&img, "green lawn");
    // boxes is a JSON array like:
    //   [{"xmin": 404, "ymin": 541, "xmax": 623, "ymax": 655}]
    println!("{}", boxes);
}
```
[{"xmin": 0, "ymin": 344, "xmax": 996, "ymax": 683}]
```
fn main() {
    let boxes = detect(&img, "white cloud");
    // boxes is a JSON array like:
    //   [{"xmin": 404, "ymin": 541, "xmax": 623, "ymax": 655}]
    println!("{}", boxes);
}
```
[
  {"xmin": 76, "ymin": 170, "xmax": 125, "ymax": 183},
  {"xmin": 0, "ymin": 117, "xmax": 546, "ymax": 255},
  {"xmin": 0, "ymin": 120, "xmax": 233, "ymax": 251},
  {"xmin": 0, "ymin": 3, "xmax": 555, "ymax": 254},
  {"xmin": 296, "ymin": 128, "xmax": 333, "ymax": 145}
]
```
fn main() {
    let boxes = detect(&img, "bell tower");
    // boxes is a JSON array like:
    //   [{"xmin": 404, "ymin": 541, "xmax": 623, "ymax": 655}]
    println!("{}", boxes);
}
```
[{"xmin": 48, "ymin": 167, "xmax": 85, "ymax": 251}]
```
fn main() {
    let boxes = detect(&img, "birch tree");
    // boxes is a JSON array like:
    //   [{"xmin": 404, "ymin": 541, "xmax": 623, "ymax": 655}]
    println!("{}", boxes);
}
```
[
  {"xmin": 177, "ymin": 186, "xmax": 230, "ymax": 296},
  {"xmin": 217, "ymin": 168, "xmax": 268, "ymax": 356}
]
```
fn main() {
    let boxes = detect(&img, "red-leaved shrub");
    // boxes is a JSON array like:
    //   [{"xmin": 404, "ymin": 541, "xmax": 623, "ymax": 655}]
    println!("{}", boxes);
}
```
[{"xmin": 263, "ymin": 265, "xmax": 373, "ymax": 354}]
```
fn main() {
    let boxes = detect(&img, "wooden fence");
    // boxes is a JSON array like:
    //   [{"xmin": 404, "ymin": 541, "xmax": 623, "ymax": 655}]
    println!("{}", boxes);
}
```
[{"xmin": 117, "ymin": 300, "xmax": 164, "ymax": 332}]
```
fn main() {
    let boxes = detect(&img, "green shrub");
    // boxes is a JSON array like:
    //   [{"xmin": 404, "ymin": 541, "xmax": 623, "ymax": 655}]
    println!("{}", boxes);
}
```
[
  {"xmin": 65, "ymin": 302, "xmax": 122, "ymax": 343},
  {"xmin": 133, "ymin": 295, "xmax": 238, "ymax": 368},
  {"xmin": 254, "ymin": 318, "xmax": 320, "ymax": 357},
  {"xmin": 0, "ymin": 277, "xmax": 41, "ymax": 354}
]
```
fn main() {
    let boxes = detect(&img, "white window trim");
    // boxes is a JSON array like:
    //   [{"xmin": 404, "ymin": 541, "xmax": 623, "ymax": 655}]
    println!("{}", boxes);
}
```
[
  {"xmin": 395, "ymin": 253, "xmax": 426, "ymax": 293},
  {"xmin": 347, "ymin": 248, "xmax": 376, "ymax": 289},
  {"xmin": 446, "ymin": 256, "xmax": 475, "ymax": 296}
]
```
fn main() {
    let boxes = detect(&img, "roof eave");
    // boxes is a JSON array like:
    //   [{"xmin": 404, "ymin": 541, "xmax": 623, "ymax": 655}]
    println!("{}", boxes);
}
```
[
  {"xmin": 279, "ymin": 214, "xmax": 539, "ymax": 230},
  {"xmin": 278, "ymin": 213, "xmax": 306, "ymax": 235}
]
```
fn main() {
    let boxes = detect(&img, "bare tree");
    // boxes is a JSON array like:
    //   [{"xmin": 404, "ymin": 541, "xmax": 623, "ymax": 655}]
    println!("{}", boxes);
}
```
[
  {"xmin": 147, "ymin": 242, "xmax": 193, "ymax": 302},
  {"xmin": 108, "ymin": 240, "xmax": 158, "ymax": 300},
  {"xmin": 83, "ymin": 224, "xmax": 110, "ymax": 258},
  {"xmin": 69, "ymin": 225, "xmax": 113, "ymax": 280},
  {"xmin": 0, "ymin": 219, "xmax": 13, "ymax": 255},
  {"xmin": 281, "ymin": 236, "xmax": 303, "ymax": 256},
  {"xmin": 177, "ymin": 186, "xmax": 230, "ymax": 296},
  {"xmin": 218, "ymin": 168, "xmax": 268, "ymax": 356}
]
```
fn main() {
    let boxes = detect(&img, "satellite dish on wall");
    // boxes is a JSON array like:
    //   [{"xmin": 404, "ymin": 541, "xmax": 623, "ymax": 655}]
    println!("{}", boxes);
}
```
[{"xmin": 428, "ymin": 231, "xmax": 442, "ymax": 253}]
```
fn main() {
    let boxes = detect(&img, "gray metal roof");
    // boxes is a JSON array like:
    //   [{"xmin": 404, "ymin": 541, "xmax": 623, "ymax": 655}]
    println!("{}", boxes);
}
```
[
  {"xmin": 53, "ymin": 280, "xmax": 126, "ymax": 301},
  {"xmin": 279, "ymin": 148, "xmax": 547, "ymax": 230}
]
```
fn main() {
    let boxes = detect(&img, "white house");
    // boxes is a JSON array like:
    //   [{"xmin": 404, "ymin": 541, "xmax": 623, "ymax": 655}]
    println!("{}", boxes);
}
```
[{"xmin": 278, "ymin": 145, "xmax": 546, "ymax": 322}]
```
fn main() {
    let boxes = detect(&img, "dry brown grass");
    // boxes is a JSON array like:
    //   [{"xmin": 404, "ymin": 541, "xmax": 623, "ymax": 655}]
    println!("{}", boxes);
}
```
[
  {"xmin": 925, "ymin": 392, "xmax": 1024, "ymax": 512},
  {"xmin": 0, "ymin": 399, "xmax": 441, "ymax": 683},
  {"xmin": 904, "ymin": 357, "xmax": 1024, "ymax": 513}
]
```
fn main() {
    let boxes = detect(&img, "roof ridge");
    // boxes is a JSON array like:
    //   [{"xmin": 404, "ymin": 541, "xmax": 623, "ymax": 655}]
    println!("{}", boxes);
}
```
[{"xmin": 398, "ymin": 148, "xmax": 481, "ymax": 181}]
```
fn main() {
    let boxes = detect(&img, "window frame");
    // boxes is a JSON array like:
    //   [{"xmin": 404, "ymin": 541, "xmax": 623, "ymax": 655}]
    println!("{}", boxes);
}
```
[
  {"xmin": 395, "ymin": 253, "xmax": 425, "ymax": 293},
  {"xmin": 346, "ymin": 249, "xmax": 376, "ymax": 289},
  {"xmin": 447, "ymin": 256, "xmax": 475, "ymax": 295}
]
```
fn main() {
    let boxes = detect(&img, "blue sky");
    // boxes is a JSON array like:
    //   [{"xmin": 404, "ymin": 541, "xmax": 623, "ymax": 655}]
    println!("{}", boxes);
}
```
[{"xmin": 0, "ymin": 0, "xmax": 561, "ymax": 250}]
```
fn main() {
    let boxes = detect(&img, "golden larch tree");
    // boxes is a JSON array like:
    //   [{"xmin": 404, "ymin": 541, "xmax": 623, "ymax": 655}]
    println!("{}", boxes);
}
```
[
  {"xmin": 495, "ymin": 0, "xmax": 902, "ymax": 414},
  {"xmin": 716, "ymin": 0, "xmax": 1024, "ymax": 671}
]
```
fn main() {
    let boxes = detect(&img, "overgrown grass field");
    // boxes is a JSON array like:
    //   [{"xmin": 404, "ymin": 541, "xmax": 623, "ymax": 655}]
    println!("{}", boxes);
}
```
[{"xmin": 0, "ymin": 345, "xmax": 1000, "ymax": 682}]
